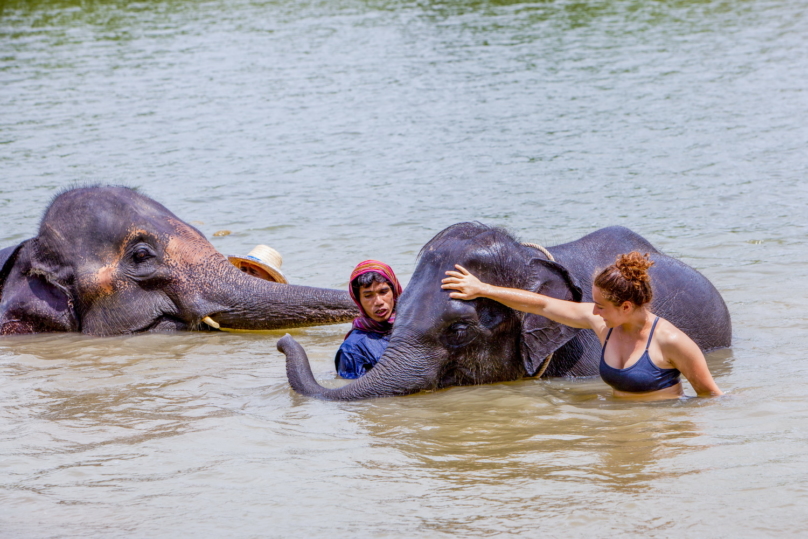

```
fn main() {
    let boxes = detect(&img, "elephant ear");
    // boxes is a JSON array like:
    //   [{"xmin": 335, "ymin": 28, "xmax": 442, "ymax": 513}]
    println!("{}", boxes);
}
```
[
  {"xmin": 520, "ymin": 258, "xmax": 583, "ymax": 377},
  {"xmin": 0, "ymin": 241, "xmax": 28, "ymax": 298},
  {"xmin": 0, "ymin": 239, "xmax": 78, "ymax": 334}
]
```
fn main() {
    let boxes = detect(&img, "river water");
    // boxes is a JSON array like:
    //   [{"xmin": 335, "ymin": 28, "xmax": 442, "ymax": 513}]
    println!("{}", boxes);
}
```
[{"xmin": 1, "ymin": 0, "xmax": 807, "ymax": 536}]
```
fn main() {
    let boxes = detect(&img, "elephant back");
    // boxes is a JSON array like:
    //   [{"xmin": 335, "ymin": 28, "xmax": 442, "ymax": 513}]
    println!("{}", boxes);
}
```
[{"xmin": 646, "ymin": 254, "xmax": 732, "ymax": 351}]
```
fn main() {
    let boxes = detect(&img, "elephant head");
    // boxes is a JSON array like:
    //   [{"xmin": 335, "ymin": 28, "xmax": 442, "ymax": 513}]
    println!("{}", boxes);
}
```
[
  {"xmin": 0, "ymin": 186, "xmax": 357, "ymax": 335},
  {"xmin": 279, "ymin": 222, "xmax": 582, "ymax": 400}
]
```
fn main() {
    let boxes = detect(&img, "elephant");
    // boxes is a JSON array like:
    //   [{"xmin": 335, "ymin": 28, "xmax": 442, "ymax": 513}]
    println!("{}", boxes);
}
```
[
  {"xmin": 0, "ymin": 186, "xmax": 357, "ymax": 336},
  {"xmin": 279, "ymin": 222, "xmax": 732, "ymax": 400}
]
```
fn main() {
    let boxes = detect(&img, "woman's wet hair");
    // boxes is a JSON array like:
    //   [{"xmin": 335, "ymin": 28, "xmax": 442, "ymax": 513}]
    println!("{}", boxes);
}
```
[
  {"xmin": 594, "ymin": 251, "xmax": 655, "ymax": 306},
  {"xmin": 351, "ymin": 271, "xmax": 392, "ymax": 299}
]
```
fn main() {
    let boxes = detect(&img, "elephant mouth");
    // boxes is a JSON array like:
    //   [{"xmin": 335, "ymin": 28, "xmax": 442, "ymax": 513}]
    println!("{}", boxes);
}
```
[{"xmin": 134, "ymin": 314, "xmax": 189, "ymax": 333}]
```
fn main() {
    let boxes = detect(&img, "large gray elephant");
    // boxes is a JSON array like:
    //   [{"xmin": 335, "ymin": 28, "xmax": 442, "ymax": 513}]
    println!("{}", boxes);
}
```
[
  {"xmin": 279, "ymin": 222, "xmax": 732, "ymax": 400},
  {"xmin": 0, "ymin": 186, "xmax": 356, "ymax": 335}
]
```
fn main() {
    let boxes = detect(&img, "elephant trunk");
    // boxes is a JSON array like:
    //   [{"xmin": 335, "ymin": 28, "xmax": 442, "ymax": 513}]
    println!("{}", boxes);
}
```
[
  {"xmin": 278, "ymin": 333, "xmax": 440, "ymax": 400},
  {"xmin": 190, "ymin": 256, "xmax": 358, "ymax": 330}
]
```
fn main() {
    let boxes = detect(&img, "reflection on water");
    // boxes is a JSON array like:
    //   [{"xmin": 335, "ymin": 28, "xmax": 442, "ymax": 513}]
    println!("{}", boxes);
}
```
[
  {"xmin": 354, "ymin": 380, "xmax": 703, "ymax": 494},
  {"xmin": 0, "ymin": 327, "xmax": 730, "ymax": 536},
  {"xmin": 1, "ymin": 335, "xmax": 228, "ymax": 457}
]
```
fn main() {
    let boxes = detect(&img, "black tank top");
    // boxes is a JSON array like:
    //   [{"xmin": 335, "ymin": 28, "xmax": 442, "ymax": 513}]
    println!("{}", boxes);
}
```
[{"xmin": 599, "ymin": 317, "xmax": 681, "ymax": 393}]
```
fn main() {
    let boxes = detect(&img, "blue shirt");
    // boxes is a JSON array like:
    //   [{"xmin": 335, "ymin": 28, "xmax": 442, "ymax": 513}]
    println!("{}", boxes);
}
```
[{"xmin": 334, "ymin": 330, "xmax": 390, "ymax": 379}]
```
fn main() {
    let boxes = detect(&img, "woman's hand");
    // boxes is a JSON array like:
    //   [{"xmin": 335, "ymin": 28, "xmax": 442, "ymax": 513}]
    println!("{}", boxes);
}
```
[{"xmin": 441, "ymin": 265, "xmax": 487, "ymax": 300}]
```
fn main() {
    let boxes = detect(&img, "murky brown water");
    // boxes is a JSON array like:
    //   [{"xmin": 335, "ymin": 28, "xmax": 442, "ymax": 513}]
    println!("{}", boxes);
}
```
[{"xmin": 2, "ymin": 0, "xmax": 808, "ymax": 536}]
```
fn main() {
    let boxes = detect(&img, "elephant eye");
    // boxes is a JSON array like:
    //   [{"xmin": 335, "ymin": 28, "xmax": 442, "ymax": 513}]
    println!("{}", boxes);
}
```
[
  {"xmin": 132, "ymin": 246, "xmax": 154, "ymax": 263},
  {"xmin": 441, "ymin": 321, "xmax": 478, "ymax": 348}
]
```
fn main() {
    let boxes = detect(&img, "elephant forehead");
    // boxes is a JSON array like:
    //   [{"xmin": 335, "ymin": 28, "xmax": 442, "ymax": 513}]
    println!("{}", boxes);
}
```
[
  {"xmin": 399, "ymin": 289, "xmax": 478, "ymax": 327},
  {"xmin": 44, "ymin": 186, "xmax": 173, "ymax": 226},
  {"xmin": 443, "ymin": 296, "xmax": 480, "ymax": 318},
  {"xmin": 164, "ymin": 230, "xmax": 218, "ymax": 267},
  {"xmin": 40, "ymin": 192, "xmax": 189, "ymax": 255},
  {"xmin": 419, "ymin": 250, "xmax": 510, "ymax": 283}
]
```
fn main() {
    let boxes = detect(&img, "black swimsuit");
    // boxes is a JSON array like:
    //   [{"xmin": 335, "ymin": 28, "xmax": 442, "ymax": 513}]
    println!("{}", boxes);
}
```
[{"xmin": 599, "ymin": 317, "xmax": 681, "ymax": 393}]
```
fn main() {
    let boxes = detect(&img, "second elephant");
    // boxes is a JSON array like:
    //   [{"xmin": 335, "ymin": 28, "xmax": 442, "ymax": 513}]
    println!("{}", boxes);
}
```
[{"xmin": 279, "ymin": 222, "xmax": 732, "ymax": 400}]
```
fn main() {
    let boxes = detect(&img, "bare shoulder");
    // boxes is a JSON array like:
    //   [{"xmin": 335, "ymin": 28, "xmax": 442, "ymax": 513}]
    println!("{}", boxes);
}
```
[
  {"xmin": 654, "ymin": 317, "xmax": 701, "ymax": 355},
  {"xmin": 651, "ymin": 316, "xmax": 722, "ymax": 396}
]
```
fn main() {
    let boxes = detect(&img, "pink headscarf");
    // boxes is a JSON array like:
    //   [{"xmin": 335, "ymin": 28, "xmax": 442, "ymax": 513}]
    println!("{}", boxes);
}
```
[{"xmin": 347, "ymin": 260, "xmax": 402, "ymax": 337}]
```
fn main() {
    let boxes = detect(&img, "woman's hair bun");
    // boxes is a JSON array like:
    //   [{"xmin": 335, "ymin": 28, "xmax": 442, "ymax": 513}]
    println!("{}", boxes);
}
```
[
  {"xmin": 615, "ymin": 252, "xmax": 654, "ymax": 283},
  {"xmin": 594, "ymin": 251, "xmax": 654, "ymax": 306}
]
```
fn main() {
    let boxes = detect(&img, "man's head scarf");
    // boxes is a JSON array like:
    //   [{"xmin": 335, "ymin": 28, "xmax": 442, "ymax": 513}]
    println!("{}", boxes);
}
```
[{"xmin": 348, "ymin": 260, "xmax": 402, "ymax": 337}]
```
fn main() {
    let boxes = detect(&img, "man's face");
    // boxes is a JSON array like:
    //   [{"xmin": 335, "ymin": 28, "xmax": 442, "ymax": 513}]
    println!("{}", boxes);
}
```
[
  {"xmin": 359, "ymin": 281, "xmax": 395, "ymax": 322},
  {"xmin": 240, "ymin": 261, "xmax": 273, "ymax": 281}
]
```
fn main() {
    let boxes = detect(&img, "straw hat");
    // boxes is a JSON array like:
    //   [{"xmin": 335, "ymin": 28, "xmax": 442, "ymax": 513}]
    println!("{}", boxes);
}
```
[{"xmin": 228, "ymin": 245, "xmax": 288, "ymax": 284}]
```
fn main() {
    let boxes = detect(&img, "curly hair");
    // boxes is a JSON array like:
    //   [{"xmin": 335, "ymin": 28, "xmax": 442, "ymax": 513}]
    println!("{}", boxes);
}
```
[{"xmin": 593, "ymin": 251, "xmax": 655, "ymax": 306}]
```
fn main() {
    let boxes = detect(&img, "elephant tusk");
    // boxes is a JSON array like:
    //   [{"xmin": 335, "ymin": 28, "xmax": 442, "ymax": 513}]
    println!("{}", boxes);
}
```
[{"xmin": 202, "ymin": 316, "xmax": 220, "ymax": 329}]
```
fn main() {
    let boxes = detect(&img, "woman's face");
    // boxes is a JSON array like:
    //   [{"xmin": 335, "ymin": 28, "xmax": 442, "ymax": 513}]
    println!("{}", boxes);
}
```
[
  {"xmin": 591, "ymin": 286, "xmax": 632, "ymax": 327},
  {"xmin": 359, "ymin": 281, "xmax": 395, "ymax": 322}
]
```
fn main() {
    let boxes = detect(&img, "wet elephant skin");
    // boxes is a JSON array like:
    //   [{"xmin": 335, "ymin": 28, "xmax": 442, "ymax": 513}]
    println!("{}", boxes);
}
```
[
  {"xmin": 0, "ymin": 186, "xmax": 357, "ymax": 336},
  {"xmin": 279, "ymin": 222, "xmax": 732, "ymax": 400}
]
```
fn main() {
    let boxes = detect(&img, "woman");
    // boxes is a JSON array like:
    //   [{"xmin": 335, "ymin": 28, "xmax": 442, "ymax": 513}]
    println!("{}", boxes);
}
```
[
  {"xmin": 441, "ymin": 252, "xmax": 723, "ymax": 399},
  {"xmin": 335, "ymin": 260, "xmax": 402, "ymax": 379}
]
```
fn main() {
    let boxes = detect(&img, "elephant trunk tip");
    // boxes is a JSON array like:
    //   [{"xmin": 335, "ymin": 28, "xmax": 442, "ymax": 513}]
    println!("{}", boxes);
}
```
[
  {"xmin": 277, "ymin": 333, "xmax": 328, "ymax": 399},
  {"xmin": 276, "ymin": 333, "xmax": 296, "ymax": 353}
]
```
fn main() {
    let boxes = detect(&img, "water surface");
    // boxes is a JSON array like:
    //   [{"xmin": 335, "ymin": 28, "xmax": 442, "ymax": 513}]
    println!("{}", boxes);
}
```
[{"xmin": 1, "ymin": 0, "xmax": 807, "ymax": 536}]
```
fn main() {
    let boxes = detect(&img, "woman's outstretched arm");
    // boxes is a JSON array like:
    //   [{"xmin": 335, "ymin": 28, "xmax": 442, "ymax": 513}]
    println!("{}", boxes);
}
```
[{"xmin": 441, "ymin": 265, "xmax": 601, "ymax": 331}]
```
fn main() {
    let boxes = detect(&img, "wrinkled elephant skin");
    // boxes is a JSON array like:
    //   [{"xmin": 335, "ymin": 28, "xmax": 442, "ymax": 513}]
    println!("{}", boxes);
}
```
[
  {"xmin": 0, "ymin": 186, "xmax": 357, "ymax": 336},
  {"xmin": 280, "ymin": 223, "xmax": 732, "ymax": 400}
]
